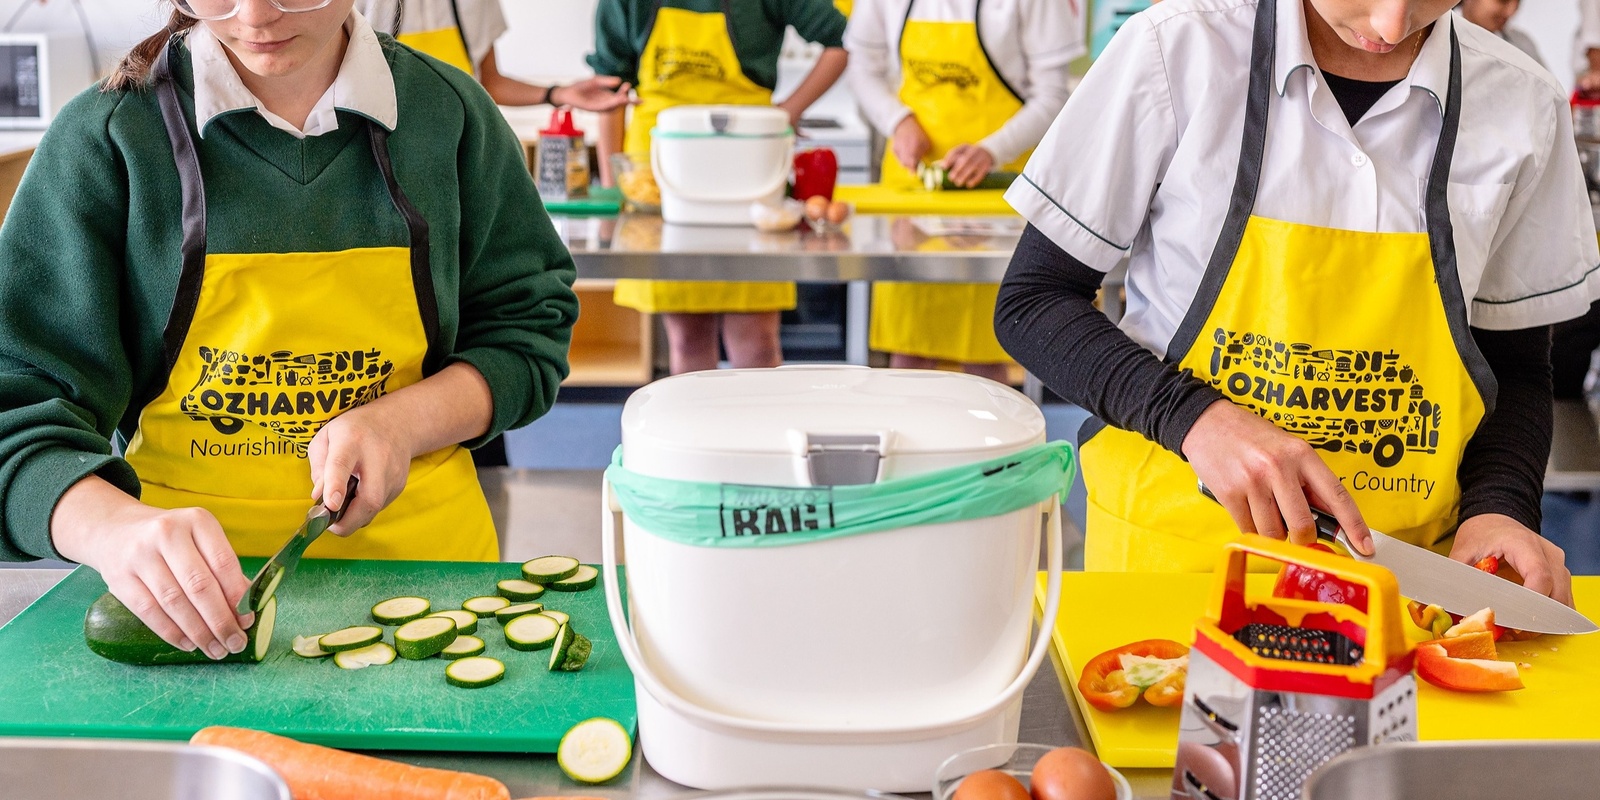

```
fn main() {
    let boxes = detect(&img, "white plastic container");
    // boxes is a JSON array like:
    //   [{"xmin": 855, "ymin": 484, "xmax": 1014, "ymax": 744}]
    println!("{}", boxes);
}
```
[
  {"xmin": 602, "ymin": 366, "xmax": 1065, "ymax": 792},
  {"xmin": 651, "ymin": 105, "xmax": 794, "ymax": 226}
]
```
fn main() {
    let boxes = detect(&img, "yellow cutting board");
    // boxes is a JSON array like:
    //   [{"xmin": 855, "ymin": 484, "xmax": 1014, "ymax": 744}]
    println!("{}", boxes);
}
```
[
  {"xmin": 1034, "ymin": 572, "xmax": 1600, "ymax": 768},
  {"xmin": 834, "ymin": 184, "xmax": 1016, "ymax": 215}
]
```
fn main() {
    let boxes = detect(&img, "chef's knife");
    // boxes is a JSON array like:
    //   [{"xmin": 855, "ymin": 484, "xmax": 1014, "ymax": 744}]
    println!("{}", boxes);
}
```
[
  {"xmin": 236, "ymin": 475, "xmax": 359, "ymax": 615},
  {"xmin": 1198, "ymin": 482, "xmax": 1596, "ymax": 634}
]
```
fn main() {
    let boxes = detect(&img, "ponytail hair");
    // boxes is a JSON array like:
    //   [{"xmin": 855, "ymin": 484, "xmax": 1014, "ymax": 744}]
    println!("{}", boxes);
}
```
[{"xmin": 103, "ymin": 10, "xmax": 199, "ymax": 92}]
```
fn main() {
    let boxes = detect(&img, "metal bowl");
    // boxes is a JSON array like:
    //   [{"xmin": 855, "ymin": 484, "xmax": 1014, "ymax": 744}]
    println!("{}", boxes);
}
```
[
  {"xmin": 933, "ymin": 743, "xmax": 1132, "ymax": 800},
  {"xmin": 0, "ymin": 738, "xmax": 290, "ymax": 800}
]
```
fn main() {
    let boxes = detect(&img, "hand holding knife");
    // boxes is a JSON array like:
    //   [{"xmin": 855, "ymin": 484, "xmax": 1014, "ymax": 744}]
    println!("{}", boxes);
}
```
[{"xmin": 1198, "ymin": 482, "xmax": 1595, "ymax": 634}]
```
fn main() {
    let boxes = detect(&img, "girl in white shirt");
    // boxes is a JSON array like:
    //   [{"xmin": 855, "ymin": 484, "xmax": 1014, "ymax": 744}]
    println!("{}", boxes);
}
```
[
  {"xmin": 845, "ymin": 0, "xmax": 1082, "ymax": 380},
  {"xmin": 999, "ymin": 0, "xmax": 1592, "ymax": 603}
]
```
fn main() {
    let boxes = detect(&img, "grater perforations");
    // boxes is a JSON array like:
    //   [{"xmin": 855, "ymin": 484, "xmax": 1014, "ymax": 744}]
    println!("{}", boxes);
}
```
[
  {"xmin": 1232, "ymin": 623, "xmax": 1362, "ymax": 665},
  {"xmin": 1251, "ymin": 705, "xmax": 1357, "ymax": 800}
]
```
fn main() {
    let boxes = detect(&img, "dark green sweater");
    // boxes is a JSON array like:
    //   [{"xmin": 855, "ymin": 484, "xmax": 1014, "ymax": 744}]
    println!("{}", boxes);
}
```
[
  {"xmin": 0, "ymin": 39, "xmax": 578, "ymax": 561},
  {"xmin": 587, "ymin": 0, "xmax": 847, "ymax": 91}
]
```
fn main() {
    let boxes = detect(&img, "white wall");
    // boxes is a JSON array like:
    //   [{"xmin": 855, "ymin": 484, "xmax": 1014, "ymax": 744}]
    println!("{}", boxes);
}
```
[
  {"xmin": 495, "ymin": 0, "xmax": 600, "ymax": 82},
  {"xmin": 1518, "ymin": 0, "xmax": 1581, "ymax": 92}
]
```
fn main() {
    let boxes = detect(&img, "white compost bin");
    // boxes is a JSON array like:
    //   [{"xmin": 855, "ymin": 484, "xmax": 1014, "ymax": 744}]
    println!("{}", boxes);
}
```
[
  {"xmin": 651, "ymin": 105, "xmax": 793, "ymax": 225},
  {"xmin": 602, "ymin": 366, "xmax": 1066, "ymax": 791}
]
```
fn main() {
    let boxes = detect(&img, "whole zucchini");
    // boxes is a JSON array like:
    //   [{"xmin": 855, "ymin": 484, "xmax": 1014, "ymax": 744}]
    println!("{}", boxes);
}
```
[{"xmin": 84, "ymin": 591, "xmax": 276, "ymax": 665}]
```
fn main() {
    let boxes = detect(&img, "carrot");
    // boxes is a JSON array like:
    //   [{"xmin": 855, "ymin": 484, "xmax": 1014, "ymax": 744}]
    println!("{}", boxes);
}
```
[{"xmin": 191, "ymin": 726, "xmax": 510, "ymax": 800}]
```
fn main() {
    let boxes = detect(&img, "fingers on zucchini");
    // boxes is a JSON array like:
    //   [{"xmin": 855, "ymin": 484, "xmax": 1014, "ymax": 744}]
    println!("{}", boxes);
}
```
[
  {"xmin": 394, "ymin": 617, "xmax": 458, "ymax": 660},
  {"xmin": 84, "ymin": 593, "xmax": 276, "ymax": 666},
  {"xmin": 462, "ymin": 596, "xmax": 511, "ymax": 617},
  {"xmin": 445, "ymin": 656, "xmax": 506, "ymax": 688},
  {"xmin": 371, "ymin": 596, "xmax": 432, "ymax": 625},
  {"xmin": 440, "ymin": 635, "xmax": 487, "ymax": 660},
  {"xmin": 521, "ymin": 556, "xmax": 580, "ymax": 583},
  {"xmin": 318, "ymin": 626, "xmax": 384, "ymax": 653},
  {"xmin": 504, "ymin": 613, "xmax": 561, "ymax": 651},
  {"xmin": 334, "ymin": 642, "xmax": 396, "ymax": 670},
  {"xmin": 496, "ymin": 579, "xmax": 546, "ymax": 601},
  {"xmin": 548, "ymin": 565, "xmax": 600, "ymax": 593}
]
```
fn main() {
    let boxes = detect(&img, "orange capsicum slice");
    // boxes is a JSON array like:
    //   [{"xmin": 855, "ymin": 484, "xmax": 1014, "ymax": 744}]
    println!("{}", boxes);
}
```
[
  {"xmin": 1078, "ymin": 639, "xmax": 1190, "ymax": 712},
  {"xmin": 1415, "ymin": 642, "xmax": 1524, "ymax": 693}
]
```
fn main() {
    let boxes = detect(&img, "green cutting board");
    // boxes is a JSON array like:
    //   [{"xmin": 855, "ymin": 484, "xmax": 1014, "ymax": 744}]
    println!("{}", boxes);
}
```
[
  {"xmin": 543, "ymin": 186, "xmax": 622, "ymax": 216},
  {"xmin": 0, "ymin": 559, "xmax": 635, "ymax": 752}
]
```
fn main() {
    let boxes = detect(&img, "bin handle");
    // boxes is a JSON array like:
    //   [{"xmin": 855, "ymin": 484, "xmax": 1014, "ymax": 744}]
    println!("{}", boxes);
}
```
[
  {"xmin": 601, "ymin": 473, "xmax": 1064, "ymax": 743},
  {"xmin": 649, "ymin": 133, "xmax": 795, "ymax": 205}
]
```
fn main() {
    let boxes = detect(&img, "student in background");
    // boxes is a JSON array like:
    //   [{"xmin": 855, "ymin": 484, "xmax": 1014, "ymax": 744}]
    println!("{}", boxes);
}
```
[
  {"xmin": 358, "ymin": 0, "xmax": 632, "ymax": 110},
  {"xmin": 1457, "ymin": 0, "xmax": 1542, "ymax": 66},
  {"xmin": 588, "ymin": 0, "xmax": 848, "ymax": 375},
  {"xmin": 846, "ymin": 0, "xmax": 1083, "ymax": 383},
  {"xmin": 0, "ymin": 0, "xmax": 577, "ymax": 656}
]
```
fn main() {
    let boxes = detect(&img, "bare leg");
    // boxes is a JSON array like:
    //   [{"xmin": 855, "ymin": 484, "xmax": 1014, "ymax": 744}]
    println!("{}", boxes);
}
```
[
  {"xmin": 889, "ymin": 353, "xmax": 941, "ymax": 370},
  {"xmin": 721, "ymin": 312, "xmax": 784, "ymax": 368},
  {"xmin": 662, "ymin": 313, "xmax": 720, "ymax": 375},
  {"xmin": 962, "ymin": 362, "xmax": 1012, "ymax": 384}
]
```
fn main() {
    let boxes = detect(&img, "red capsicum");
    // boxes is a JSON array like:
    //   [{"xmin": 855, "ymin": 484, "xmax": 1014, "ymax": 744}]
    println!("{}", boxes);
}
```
[
  {"xmin": 1272, "ymin": 543, "xmax": 1369, "ymax": 612},
  {"xmin": 1078, "ymin": 639, "xmax": 1190, "ymax": 712},
  {"xmin": 791, "ymin": 148, "xmax": 838, "ymax": 202}
]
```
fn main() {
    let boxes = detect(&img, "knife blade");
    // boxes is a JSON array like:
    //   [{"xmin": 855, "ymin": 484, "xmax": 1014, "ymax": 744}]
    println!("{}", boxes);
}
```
[
  {"xmin": 1198, "ymin": 482, "xmax": 1596, "ymax": 635},
  {"xmin": 236, "ymin": 475, "xmax": 359, "ymax": 615}
]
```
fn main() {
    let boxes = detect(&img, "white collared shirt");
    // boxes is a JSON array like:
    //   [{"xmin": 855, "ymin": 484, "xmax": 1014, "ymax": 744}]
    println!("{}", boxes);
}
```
[
  {"xmin": 843, "ymin": 0, "xmax": 1086, "ymax": 166},
  {"xmin": 188, "ymin": 9, "xmax": 398, "ymax": 139},
  {"xmin": 355, "ymin": 0, "xmax": 508, "ymax": 77},
  {"xmin": 1009, "ymin": 0, "xmax": 1599, "ymax": 358}
]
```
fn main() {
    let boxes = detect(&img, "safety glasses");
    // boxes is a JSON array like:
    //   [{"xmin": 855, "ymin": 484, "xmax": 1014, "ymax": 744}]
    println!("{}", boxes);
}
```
[{"xmin": 174, "ymin": 0, "xmax": 337, "ymax": 21}]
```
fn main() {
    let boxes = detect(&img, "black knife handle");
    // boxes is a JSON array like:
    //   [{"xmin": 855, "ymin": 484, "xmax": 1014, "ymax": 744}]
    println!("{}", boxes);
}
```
[
  {"xmin": 329, "ymin": 475, "xmax": 360, "ymax": 524},
  {"xmin": 1196, "ymin": 481, "xmax": 1341, "ymax": 544}
]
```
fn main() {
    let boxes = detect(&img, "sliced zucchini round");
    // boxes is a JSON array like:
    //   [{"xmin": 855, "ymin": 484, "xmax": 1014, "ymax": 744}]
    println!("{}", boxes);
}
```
[
  {"xmin": 319, "ymin": 626, "xmax": 383, "ymax": 653},
  {"xmin": 504, "ymin": 613, "xmax": 561, "ymax": 651},
  {"xmin": 292, "ymin": 634, "xmax": 331, "ymax": 659},
  {"xmin": 333, "ymin": 642, "xmax": 395, "ymax": 670},
  {"xmin": 557, "ymin": 717, "xmax": 631, "ymax": 784},
  {"xmin": 440, "ymin": 635, "xmax": 486, "ymax": 660},
  {"xmin": 521, "ymin": 555, "xmax": 581, "ymax": 583},
  {"xmin": 548, "ymin": 565, "xmax": 600, "ymax": 593},
  {"xmin": 445, "ymin": 656, "xmax": 506, "ymax": 688},
  {"xmin": 540, "ymin": 610, "xmax": 570, "ymax": 627},
  {"xmin": 462, "ymin": 596, "xmax": 511, "ymax": 617},
  {"xmin": 371, "ymin": 596, "xmax": 431, "ymax": 625},
  {"xmin": 494, "ymin": 602, "xmax": 545, "ymax": 625},
  {"xmin": 497, "ymin": 579, "xmax": 546, "ymax": 601},
  {"xmin": 395, "ymin": 616, "xmax": 458, "ymax": 660},
  {"xmin": 548, "ymin": 623, "xmax": 593, "ymax": 672},
  {"xmin": 427, "ymin": 609, "xmax": 478, "ymax": 636}
]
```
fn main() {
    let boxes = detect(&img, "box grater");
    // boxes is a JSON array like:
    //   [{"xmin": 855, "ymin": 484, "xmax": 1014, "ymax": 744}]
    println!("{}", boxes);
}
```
[{"xmin": 1171, "ymin": 537, "xmax": 1417, "ymax": 800}]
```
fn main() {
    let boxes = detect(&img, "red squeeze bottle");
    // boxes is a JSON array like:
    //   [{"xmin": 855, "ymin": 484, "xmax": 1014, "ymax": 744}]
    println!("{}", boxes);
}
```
[{"xmin": 792, "ymin": 148, "xmax": 839, "ymax": 202}]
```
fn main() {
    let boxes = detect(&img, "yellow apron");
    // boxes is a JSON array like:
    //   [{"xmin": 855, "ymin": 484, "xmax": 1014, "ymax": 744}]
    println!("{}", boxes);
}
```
[
  {"xmin": 394, "ymin": 0, "xmax": 474, "ymax": 75},
  {"xmin": 613, "ymin": 1, "xmax": 795, "ymax": 315},
  {"xmin": 123, "ymin": 45, "xmax": 498, "ymax": 562},
  {"xmin": 869, "ymin": 4, "xmax": 1026, "ymax": 364},
  {"xmin": 1079, "ymin": 3, "xmax": 1488, "ymax": 572}
]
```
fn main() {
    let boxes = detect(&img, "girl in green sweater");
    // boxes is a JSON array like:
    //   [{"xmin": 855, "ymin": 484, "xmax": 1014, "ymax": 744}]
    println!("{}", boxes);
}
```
[{"xmin": 0, "ymin": 0, "xmax": 577, "ymax": 661}]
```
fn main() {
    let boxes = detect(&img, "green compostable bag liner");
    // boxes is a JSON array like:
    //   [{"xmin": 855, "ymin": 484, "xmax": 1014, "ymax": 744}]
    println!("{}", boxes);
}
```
[{"xmin": 606, "ymin": 441, "xmax": 1076, "ymax": 547}]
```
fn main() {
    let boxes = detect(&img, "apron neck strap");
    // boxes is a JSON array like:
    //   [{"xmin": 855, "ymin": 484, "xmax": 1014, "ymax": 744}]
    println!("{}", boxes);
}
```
[
  {"xmin": 153, "ymin": 38, "xmax": 211, "ymax": 399},
  {"xmin": 368, "ymin": 125, "xmax": 442, "ymax": 370}
]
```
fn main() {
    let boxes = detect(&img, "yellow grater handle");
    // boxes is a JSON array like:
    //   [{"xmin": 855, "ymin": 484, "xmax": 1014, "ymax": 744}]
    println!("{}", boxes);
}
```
[{"xmin": 1210, "ymin": 535, "xmax": 1409, "ymax": 669}]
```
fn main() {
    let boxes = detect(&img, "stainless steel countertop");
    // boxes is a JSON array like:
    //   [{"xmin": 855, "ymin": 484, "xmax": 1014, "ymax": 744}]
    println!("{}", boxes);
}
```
[
  {"xmin": 0, "ymin": 566, "xmax": 1173, "ymax": 799},
  {"xmin": 555, "ymin": 213, "xmax": 1023, "ymax": 283}
]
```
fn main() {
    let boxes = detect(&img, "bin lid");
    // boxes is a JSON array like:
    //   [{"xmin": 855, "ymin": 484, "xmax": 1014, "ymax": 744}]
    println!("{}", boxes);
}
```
[
  {"xmin": 654, "ymin": 105, "xmax": 791, "ymax": 137},
  {"xmin": 620, "ymin": 366, "xmax": 1044, "ymax": 459}
]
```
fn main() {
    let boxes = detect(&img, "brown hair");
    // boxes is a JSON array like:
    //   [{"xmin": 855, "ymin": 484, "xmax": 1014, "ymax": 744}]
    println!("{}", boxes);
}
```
[{"xmin": 103, "ymin": 10, "xmax": 199, "ymax": 92}]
